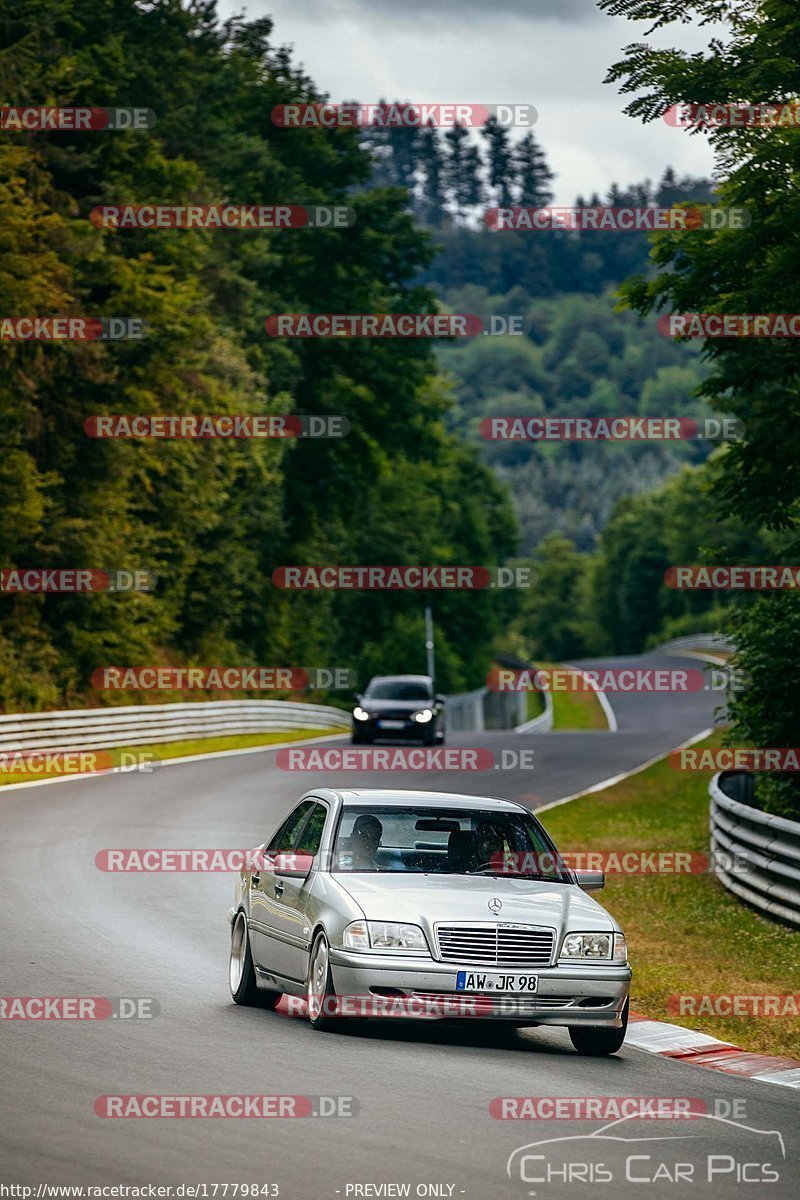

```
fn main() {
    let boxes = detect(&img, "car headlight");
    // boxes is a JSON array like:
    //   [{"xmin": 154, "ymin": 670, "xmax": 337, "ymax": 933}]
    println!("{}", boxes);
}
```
[
  {"xmin": 412, "ymin": 709, "xmax": 433, "ymax": 723},
  {"xmin": 342, "ymin": 920, "xmax": 428, "ymax": 952},
  {"xmin": 561, "ymin": 931, "xmax": 617, "ymax": 960},
  {"xmin": 353, "ymin": 707, "xmax": 370, "ymax": 721}
]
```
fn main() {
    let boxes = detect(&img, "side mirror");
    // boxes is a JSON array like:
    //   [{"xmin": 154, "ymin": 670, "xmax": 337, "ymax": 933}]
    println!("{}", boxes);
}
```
[
  {"xmin": 353, "ymin": 693, "xmax": 362, "ymax": 704},
  {"xmin": 574, "ymin": 869, "xmax": 605, "ymax": 891},
  {"xmin": 436, "ymin": 694, "xmax": 446, "ymax": 705},
  {"xmin": 272, "ymin": 852, "xmax": 314, "ymax": 878}
]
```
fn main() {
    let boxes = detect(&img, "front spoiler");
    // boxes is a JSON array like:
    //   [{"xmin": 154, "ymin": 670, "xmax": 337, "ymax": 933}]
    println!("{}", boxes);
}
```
[{"xmin": 328, "ymin": 949, "xmax": 631, "ymax": 1025}]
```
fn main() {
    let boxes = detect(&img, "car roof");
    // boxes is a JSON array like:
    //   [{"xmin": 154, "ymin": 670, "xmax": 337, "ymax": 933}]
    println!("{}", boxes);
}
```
[{"xmin": 333, "ymin": 788, "xmax": 526, "ymax": 812}]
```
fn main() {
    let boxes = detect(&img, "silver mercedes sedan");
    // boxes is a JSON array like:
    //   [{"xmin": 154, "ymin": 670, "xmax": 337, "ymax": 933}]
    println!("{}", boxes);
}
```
[{"xmin": 228, "ymin": 789, "xmax": 632, "ymax": 1055}]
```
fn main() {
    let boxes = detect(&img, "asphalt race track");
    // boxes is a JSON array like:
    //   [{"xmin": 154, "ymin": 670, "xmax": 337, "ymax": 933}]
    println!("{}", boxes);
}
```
[{"xmin": 1, "ymin": 653, "xmax": 797, "ymax": 1198}]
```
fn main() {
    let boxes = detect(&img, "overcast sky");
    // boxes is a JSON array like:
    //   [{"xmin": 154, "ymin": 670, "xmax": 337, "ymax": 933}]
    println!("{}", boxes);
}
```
[{"xmin": 218, "ymin": 0, "xmax": 719, "ymax": 204}]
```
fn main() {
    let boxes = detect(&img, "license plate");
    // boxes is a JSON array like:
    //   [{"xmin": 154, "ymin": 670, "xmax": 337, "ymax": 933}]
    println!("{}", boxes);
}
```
[
  {"xmin": 378, "ymin": 720, "xmax": 405, "ymax": 729},
  {"xmin": 456, "ymin": 971, "xmax": 538, "ymax": 994}
]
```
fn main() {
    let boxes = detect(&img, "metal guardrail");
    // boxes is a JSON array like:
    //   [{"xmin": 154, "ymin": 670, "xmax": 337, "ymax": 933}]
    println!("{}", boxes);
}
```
[
  {"xmin": 443, "ymin": 687, "xmax": 527, "ymax": 732},
  {"xmin": 710, "ymin": 771, "xmax": 800, "ymax": 929},
  {"xmin": 654, "ymin": 633, "xmax": 734, "ymax": 656},
  {"xmin": 515, "ymin": 689, "xmax": 553, "ymax": 733},
  {"xmin": 0, "ymin": 700, "xmax": 349, "ymax": 752}
]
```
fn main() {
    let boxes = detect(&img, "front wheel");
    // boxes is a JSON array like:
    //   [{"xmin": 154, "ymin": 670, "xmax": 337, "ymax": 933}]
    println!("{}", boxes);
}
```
[
  {"xmin": 568, "ymin": 998, "xmax": 628, "ymax": 1056},
  {"xmin": 307, "ymin": 932, "xmax": 340, "ymax": 1031},
  {"xmin": 229, "ymin": 911, "xmax": 279, "ymax": 1008}
]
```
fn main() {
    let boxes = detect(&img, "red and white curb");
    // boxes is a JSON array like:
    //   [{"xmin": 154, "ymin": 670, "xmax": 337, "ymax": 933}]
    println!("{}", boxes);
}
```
[{"xmin": 627, "ymin": 1014, "xmax": 800, "ymax": 1090}]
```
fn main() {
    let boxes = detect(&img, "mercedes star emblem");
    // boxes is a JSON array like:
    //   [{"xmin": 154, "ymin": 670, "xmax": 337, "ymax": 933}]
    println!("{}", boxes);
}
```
[{"xmin": 488, "ymin": 897, "xmax": 502, "ymax": 914}]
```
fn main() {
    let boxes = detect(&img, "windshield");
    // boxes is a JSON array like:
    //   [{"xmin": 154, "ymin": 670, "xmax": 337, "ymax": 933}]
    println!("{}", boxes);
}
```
[
  {"xmin": 332, "ymin": 805, "xmax": 570, "ymax": 880},
  {"xmin": 365, "ymin": 681, "xmax": 433, "ymax": 701}
]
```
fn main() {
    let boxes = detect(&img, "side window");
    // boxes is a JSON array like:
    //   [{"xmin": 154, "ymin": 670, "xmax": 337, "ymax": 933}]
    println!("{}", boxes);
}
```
[
  {"xmin": 295, "ymin": 803, "xmax": 328, "ymax": 857},
  {"xmin": 267, "ymin": 801, "xmax": 315, "ymax": 853}
]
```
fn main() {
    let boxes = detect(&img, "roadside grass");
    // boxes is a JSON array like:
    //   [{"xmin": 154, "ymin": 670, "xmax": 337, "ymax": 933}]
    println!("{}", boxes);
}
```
[
  {"xmin": 0, "ymin": 727, "xmax": 344, "ymax": 788},
  {"xmin": 540, "ymin": 730, "xmax": 800, "ymax": 1058},
  {"xmin": 527, "ymin": 662, "xmax": 607, "ymax": 731}
]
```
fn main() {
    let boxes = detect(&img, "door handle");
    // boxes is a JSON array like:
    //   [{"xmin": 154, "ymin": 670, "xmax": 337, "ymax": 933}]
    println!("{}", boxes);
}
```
[
  {"xmin": 251, "ymin": 872, "xmax": 260, "ymax": 886},
  {"xmin": 274, "ymin": 880, "xmax": 284, "ymax": 897}
]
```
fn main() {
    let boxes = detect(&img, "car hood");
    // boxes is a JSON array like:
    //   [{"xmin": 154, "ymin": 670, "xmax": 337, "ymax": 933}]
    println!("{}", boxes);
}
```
[{"xmin": 334, "ymin": 872, "xmax": 617, "ymax": 939}]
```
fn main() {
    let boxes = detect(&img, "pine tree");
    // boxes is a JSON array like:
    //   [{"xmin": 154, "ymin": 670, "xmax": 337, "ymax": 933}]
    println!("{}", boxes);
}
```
[
  {"xmin": 480, "ymin": 115, "xmax": 516, "ymax": 208},
  {"xmin": 443, "ymin": 123, "xmax": 484, "ymax": 221},
  {"xmin": 514, "ymin": 132, "xmax": 555, "ymax": 207}
]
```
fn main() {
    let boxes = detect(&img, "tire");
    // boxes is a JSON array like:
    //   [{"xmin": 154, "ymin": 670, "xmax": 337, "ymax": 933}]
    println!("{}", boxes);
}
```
[
  {"xmin": 229, "ymin": 910, "xmax": 280, "ymax": 1009},
  {"xmin": 351, "ymin": 731, "xmax": 371, "ymax": 745},
  {"xmin": 307, "ymin": 931, "xmax": 340, "ymax": 1031},
  {"xmin": 568, "ymin": 997, "xmax": 628, "ymax": 1056}
]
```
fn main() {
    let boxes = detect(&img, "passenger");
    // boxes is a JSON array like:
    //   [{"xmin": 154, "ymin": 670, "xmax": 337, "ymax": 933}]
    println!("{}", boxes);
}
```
[{"xmin": 475, "ymin": 820, "xmax": 505, "ymax": 870}]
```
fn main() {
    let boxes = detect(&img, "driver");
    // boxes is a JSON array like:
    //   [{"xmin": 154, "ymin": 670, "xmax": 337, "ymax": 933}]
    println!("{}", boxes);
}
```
[{"xmin": 350, "ymin": 814, "xmax": 383, "ymax": 869}]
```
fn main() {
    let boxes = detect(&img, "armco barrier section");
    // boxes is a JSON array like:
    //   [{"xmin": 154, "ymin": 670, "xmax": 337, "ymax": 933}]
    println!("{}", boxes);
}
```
[
  {"xmin": 0, "ymin": 700, "xmax": 349, "ymax": 753},
  {"xmin": 654, "ymin": 634, "xmax": 734, "ymax": 656},
  {"xmin": 514, "ymin": 689, "xmax": 554, "ymax": 734},
  {"xmin": 710, "ymin": 771, "xmax": 800, "ymax": 929}
]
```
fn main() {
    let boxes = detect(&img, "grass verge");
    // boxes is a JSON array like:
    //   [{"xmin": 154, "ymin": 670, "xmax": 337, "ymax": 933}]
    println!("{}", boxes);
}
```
[
  {"xmin": 539, "ymin": 730, "xmax": 800, "ymax": 1058},
  {"xmin": 0, "ymin": 727, "xmax": 344, "ymax": 788},
  {"xmin": 530, "ymin": 662, "xmax": 608, "ymax": 731}
]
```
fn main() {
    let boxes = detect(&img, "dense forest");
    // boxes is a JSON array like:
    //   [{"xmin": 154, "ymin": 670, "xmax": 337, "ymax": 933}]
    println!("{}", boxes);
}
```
[{"xmin": 0, "ymin": 0, "xmax": 518, "ymax": 709}]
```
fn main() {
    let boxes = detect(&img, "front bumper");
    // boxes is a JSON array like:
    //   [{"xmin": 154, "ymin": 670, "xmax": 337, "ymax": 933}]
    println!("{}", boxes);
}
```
[
  {"xmin": 352, "ymin": 718, "xmax": 434, "ymax": 741},
  {"xmin": 329, "ymin": 948, "xmax": 631, "ymax": 1025}
]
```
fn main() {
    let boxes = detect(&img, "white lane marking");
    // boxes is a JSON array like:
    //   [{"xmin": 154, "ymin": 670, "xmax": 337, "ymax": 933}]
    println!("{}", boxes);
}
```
[
  {"xmin": 0, "ymin": 732, "xmax": 350, "ymax": 792},
  {"xmin": 535, "ymin": 726, "xmax": 714, "ymax": 814},
  {"xmin": 563, "ymin": 663, "xmax": 617, "ymax": 732}
]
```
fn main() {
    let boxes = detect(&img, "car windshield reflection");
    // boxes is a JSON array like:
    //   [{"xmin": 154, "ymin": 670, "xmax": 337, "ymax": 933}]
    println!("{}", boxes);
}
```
[{"xmin": 332, "ymin": 806, "xmax": 570, "ymax": 881}]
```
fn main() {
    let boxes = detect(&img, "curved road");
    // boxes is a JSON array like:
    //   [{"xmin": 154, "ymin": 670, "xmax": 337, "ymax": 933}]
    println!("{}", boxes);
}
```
[{"xmin": 1, "ymin": 653, "xmax": 796, "ymax": 1198}]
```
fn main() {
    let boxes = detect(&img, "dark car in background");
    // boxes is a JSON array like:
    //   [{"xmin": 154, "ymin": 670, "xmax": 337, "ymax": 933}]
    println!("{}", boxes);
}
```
[{"xmin": 351, "ymin": 674, "xmax": 446, "ymax": 745}]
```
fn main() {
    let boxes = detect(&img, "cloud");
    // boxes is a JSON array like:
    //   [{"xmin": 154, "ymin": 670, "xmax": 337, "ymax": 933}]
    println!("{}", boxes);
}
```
[{"xmin": 273, "ymin": 0, "xmax": 604, "ymax": 27}]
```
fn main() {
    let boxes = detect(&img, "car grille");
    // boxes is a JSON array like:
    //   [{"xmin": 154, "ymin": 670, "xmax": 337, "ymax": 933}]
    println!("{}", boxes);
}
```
[{"xmin": 436, "ymin": 923, "xmax": 556, "ymax": 967}]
